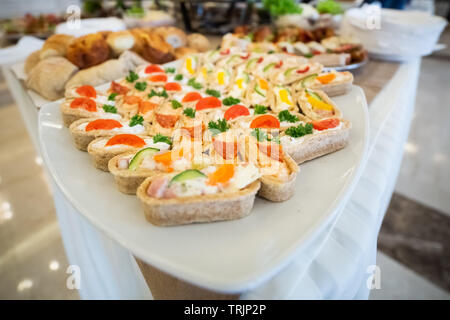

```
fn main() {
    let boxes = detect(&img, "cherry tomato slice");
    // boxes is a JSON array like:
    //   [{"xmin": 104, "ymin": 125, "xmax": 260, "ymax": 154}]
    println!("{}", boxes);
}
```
[
  {"xmin": 311, "ymin": 118, "xmax": 340, "ymax": 131},
  {"xmin": 224, "ymin": 104, "xmax": 250, "ymax": 120},
  {"xmin": 75, "ymin": 85, "xmax": 96, "ymax": 98},
  {"xmin": 85, "ymin": 119, "xmax": 123, "ymax": 131},
  {"xmin": 145, "ymin": 65, "xmax": 164, "ymax": 74},
  {"xmin": 164, "ymin": 82, "xmax": 182, "ymax": 92},
  {"xmin": 105, "ymin": 134, "xmax": 146, "ymax": 148},
  {"xmin": 70, "ymin": 97, "xmax": 97, "ymax": 112},
  {"xmin": 250, "ymin": 115, "xmax": 280, "ymax": 129},
  {"xmin": 182, "ymin": 92, "xmax": 202, "ymax": 103},
  {"xmin": 149, "ymin": 74, "xmax": 167, "ymax": 83},
  {"xmin": 195, "ymin": 97, "xmax": 222, "ymax": 111}
]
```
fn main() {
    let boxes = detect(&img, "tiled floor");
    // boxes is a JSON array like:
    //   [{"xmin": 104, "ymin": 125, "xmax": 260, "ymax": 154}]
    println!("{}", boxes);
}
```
[
  {"xmin": 1, "ymin": 30, "xmax": 450, "ymax": 299},
  {"xmin": 0, "ymin": 92, "xmax": 78, "ymax": 299}
]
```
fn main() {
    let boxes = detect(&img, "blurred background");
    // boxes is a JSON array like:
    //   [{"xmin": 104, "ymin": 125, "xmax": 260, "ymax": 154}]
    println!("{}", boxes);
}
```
[{"xmin": 0, "ymin": 0, "xmax": 449, "ymax": 299}]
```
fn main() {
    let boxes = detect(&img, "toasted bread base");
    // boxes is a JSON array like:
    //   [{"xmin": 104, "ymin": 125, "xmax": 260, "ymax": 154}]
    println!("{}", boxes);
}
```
[
  {"xmin": 315, "ymin": 82, "xmax": 352, "ymax": 97},
  {"xmin": 87, "ymin": 138, "xmax": 142, "ymax": 172},
  {"xmin": 108, "ymin": 152, "xmax": 159, "ymax": 194},
  {"xmin": 257, "ymin": 153, "xmax": 299, "ymax": 202},
  {"xmin": 137, "ymin": 178, "xmax": 261, "ymax": 226},
  {"xmin": 69, "ymin": 118, "xmax": 115, "ymax": 151},
  {"xmin": 282, "ymin": 119, "xmax": 351, "ymax": 164}
]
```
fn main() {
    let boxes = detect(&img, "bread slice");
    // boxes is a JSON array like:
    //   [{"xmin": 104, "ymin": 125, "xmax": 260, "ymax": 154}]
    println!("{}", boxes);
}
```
[
  {"xmin": 296, "ymin": 89, "xmax": 343, "ymax": 121},
  {"xmin": 69, "ymin": 118, "xmax": 149, "ymax": 151},
  {"xmin": 294, "ymin": 71, "xmax": 353, "ymax": 97},
  {"xmin": 60, "ymin": 98, "xmax": 123, "ymax": 127},
  {"xmin": 87, "ymin": 135, "xmax": 154, "ymax": 172},
  {"xmin": 257, "ymin": 153, "xmax": 299, "ymax": 202},
  {"xmin": 136, "ymin": 176, "xmax": 260, "ymax": 226},
  {"xmin": 281, "ymin": 119, "xmax": 351, "ymax": 164},
  {"xmin": 108, "ymin": 151, "xmax": 160, "ymax": 195}
]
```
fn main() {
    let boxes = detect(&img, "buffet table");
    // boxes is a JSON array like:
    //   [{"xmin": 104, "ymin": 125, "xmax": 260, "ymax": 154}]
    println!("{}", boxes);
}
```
[{"xmin": 1, "ymin": 53, "xmax": 420, "ymax": 299}]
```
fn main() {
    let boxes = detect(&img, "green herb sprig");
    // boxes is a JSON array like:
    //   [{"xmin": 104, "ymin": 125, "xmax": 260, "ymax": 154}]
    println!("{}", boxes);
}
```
[
  {"xmin": 129, "ymin": 115, "xmax": 144, "ymax": 127},
  {"xmin": 208, "ymin": 118, "xmax": 230, "ymax": 136},
  {"xmin": 285, "ymin": 123, "xmax": 313, "ymax": 138}
]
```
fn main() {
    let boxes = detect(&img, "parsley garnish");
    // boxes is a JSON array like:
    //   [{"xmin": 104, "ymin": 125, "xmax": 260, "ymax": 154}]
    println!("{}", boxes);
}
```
[
  {"xmin": 171, "ymin": 100, "xmax": 182, "ymax": 109},
  {"xmin": 205, "ymin": 89, "xmax": 221, "ymax": 98},
  {"xmin": 174, "ymin": 74, "xmax": 183, "ymax": 81},
  {"xmin": 102, "ymin": 105, "xmax": 117, "ymax": 114},
  {"xmin": 108, "ymin": 93, "xmax": 118, "ymax": 101},
  {"xmin": 129, "ymin": 115, "xmax": 144, "ymax": 127},
  {"xmin": 222, "ymin": 96, "xmax": 240, "ymax": 106},
  {"xmin": 251, "ymin": 128, "xmax": 267, "ymax": 142},
  {"xmin": 134, "ymin": 81, "xmax": 147, "ymax": 91},
  {"xmin": 254, "ymin": 104, "xmax": 267, "ymax": 114},
  {"xmin": 125, "ymin": 71, "xmax": 138, "ymax": 83},
  {"xmin": 165, "ymin": 67, "xmax": 175, "ymax": 73},
  {"xmin": 153, "ymin": 133, "xmax": 172, "ymax": 145},
  {"xmin": 148, "ymin": 89, "xmax": 168, "ymax": 98},
  {"xmin": 187, "ymin": 78, "xmax": 203, "ymax": 89},
  {"xmin": 183, "ymin": 108, "xmax": 196, "ymax": 118},
  {"xmin": 285, "ymin": 123, "xmax": 313, "ymax": 138},
  {"xmin": 208, "ymin": 118, "xmax": 230, "ymax": 136},
  {"xmin": 278, "ymin": 110, "xmax": 299, "ymax": 123}
]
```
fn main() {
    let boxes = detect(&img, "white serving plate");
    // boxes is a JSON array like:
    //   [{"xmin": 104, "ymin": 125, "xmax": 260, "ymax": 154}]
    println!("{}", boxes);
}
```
[{"xmin": 38, "ymin": 85, "xmax": 369, "ymax": 293}]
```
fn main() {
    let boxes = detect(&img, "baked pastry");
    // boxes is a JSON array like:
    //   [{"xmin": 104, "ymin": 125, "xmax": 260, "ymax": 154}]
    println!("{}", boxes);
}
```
[
  {"xmin": 106, "ymin": 31, "xmax": 136, "ymax": 56},
  {"xmin": 66, "ymin": 32, "xmax": 111, "ymax": 69},
  {"xmin": 174, "ymin": 47, "xmax": 198, "ymax": 59},
  {"xmin": 153, "ymin": 26, "xmax": 187, "ymax": 49},
  {"xmin": 39, "ymin": 34, "xmax": 74, "ymax": 60},
  {"xmin": 24, "ymin": 49, "xmax": 41, "ymax": 75},
  {"xmin": 131, "ymin": 29, "xmax": 174, "ymax": 64},
  {"xmin": 186, "ymin": 33, "xmax": 210, "ymax": 52},
  {"xmin": 26, "ymin": 57, "xmax": 78, "ymax": 101}
]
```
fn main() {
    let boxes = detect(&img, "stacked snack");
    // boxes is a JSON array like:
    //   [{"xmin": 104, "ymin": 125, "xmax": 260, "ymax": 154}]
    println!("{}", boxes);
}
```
[
  {"xmin": 24, "ymin": 27, "xmax": 210, "ymax": 101},
  {"xmin": 58, "ymin": 48, "xmax": 352, "ymax": 226},
  {"xmin": 222, "ymin": 25, "xmax": 368, "ymax": 67}
]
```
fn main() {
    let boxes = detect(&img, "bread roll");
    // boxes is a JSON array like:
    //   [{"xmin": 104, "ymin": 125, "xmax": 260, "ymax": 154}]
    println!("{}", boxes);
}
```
[
  {"xmin": 131, "ymin": 29, "xmax": 175, "ymax": 64},
  {"xmin": 66, "ymin": 33, "xmax": 111, "ymax": 69},
  {"xmin": 186, "ymin": 33, "xmax": 210, "ymax": 52},
  {"xmin": 174, "ymin": 47, "xmax": 198, "ymax": 59},
  {"xmin": 153, "ymin": 26, "xmax": 187, "ymax": 49},
  {"xmin": 26, "ymin": 57, "xmax": 78, "ymax": 100},
  {"xmin": 106, "ymin": 31, "xmax": 135, "ymax": 56},
  {"xmin": 39, "ymin": 34, "xmax": 74, "ymax": 60},
  {"xmin": 24, "ymin": 49, "xmax": 41, "ymax": 75},
  {"xmin": 118, "ymin": 50, "xmax": 148, "ymax": 70},
  {"xmin": 65, "ymin": 59, "xmax": 128, "ymax": 90}
]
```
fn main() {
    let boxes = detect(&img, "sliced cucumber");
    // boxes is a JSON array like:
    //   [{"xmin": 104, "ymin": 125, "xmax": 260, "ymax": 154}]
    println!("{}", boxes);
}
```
[
  {"xmin": 263, "ymin": 62, "xmax": 276, "ymax": 73},
  {"xmin": 227, "ymin": 54, "xmax": 240, "ymax": 65},
  {"xmin": 284, "ymin": 67, "xmax": 296, "ymax": 77},
  {"xmin": 128, "ymin": 147, "xmax": 160, "ymax": 171},
  {"xmin": 246, "ymin": 58, "xmax": 258, "ymax": 71},
  {"xmin": 301, "ymin": 74, "xmax": 318, "ymax": 88},
  {"xmin": 254, "ymin": 85, "xmax": 266, "ymax": 97},
  {"xmin": 306, "ymin": 89, "xmax": 322, "ymax": 101},
  {"xmin": 170, "ymin": 169, "xmax": 206, "ymax": 185}
]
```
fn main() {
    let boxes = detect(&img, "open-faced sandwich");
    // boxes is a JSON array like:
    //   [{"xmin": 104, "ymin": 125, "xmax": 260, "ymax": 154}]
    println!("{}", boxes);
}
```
[{"xmin": 58, "ymin": 48, "xmax": 354, "ymax": 226}]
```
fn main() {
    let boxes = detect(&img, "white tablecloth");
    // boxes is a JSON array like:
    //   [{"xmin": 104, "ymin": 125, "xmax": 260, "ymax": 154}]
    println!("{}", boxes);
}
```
[{"xmin": 2, "ymin": 53, "xmax": 420, "ymax": 299}]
